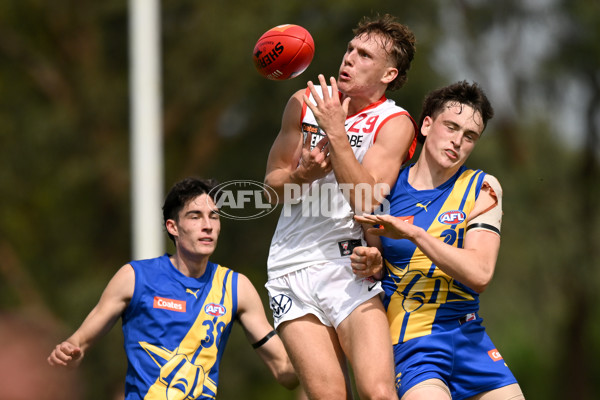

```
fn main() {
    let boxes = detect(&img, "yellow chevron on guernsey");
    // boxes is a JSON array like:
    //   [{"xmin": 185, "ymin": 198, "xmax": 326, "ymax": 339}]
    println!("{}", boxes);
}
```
[
  {"xmin": 385, "ymin": 169, "xmax": 481, "ymax": 344},
  {"xmin": 141, "ymin": 265, "xmax": 233, "ymax": 399}
]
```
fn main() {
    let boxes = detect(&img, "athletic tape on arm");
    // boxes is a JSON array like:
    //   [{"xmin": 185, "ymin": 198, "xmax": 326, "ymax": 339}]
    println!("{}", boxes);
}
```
[{"xmin": 466, "ymin": 174, "xmax": 503, "ymax": 235}]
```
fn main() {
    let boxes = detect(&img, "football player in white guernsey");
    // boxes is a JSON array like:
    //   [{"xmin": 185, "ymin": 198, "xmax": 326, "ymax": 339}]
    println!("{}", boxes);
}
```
[{"xmin": 264, "ymin": 14, "xmax": 417, "ymax": 400}]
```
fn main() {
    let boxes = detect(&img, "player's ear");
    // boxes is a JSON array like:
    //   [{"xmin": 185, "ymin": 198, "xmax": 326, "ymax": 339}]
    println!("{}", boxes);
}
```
[
  {"xmin": 165, "ymin": 219, "xmax": 178, "ymax": 238},
  {"xmin": 421, "ymin": 116, "xmax": 433, "ymax": 138},
  {"xmin": 381, "ymin": 67, "xmax": 398, "ymax": 85}
]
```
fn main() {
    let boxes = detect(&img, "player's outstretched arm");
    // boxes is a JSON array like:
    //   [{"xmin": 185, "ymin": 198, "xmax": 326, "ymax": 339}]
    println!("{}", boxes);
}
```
[
  {"xmin": 236, "ymin": 274, "xmax": 299, "ymax": 389},
  {"xmin": 47, "ymin": 264, "xmax": 135, "ymax": 368},
  {"xmin": 355, "ymin": 180, "xmax": 502, "ymax": 293}
]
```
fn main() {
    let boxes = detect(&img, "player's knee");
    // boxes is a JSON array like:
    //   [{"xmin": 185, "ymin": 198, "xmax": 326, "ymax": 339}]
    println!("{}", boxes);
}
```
[
  {"xmin": 359, "ymin": 381, "xmax": 398, "ymax": 400},
  {"xmin": 307, "ymin": 386, "xmax": 350, "ymax": 400},
  {"xmin": 402, "ymin": 379, "xmax": 451, "ymax": 400}
]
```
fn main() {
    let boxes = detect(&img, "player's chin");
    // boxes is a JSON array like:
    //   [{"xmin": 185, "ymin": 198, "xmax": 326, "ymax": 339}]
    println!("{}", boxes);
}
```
[
  {"xmin": 336, "ymin": 79, "xmax": 350, "ymax": 92},
  {"xmin": 197, "ymin": 242, "xmax": 216, "ymax": 254},
  {"xmin": 336, "ymin": 74, "xmax": 352, "ymax": 86}
]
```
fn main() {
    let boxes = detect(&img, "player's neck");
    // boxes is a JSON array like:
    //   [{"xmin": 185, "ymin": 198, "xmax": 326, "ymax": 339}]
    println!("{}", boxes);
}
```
[
  {"xmin": 345, "ymin": 91, "xmax": 384, "ymax": 116},
  {"xmin": 409, "ymin": 158, "xmax": 457, "ymax": 190},
  {"xmin": 170, "ymin": 253, "xmax": 209, "ymax": 278}
]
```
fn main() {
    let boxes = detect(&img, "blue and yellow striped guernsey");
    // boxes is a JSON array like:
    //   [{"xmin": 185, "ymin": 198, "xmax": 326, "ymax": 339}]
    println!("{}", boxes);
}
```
[
  {"xmin": 122, "ymin": 254, "xmax": 238, "ymax": 399},
  {"xmin": 380, "ymin": 165, "xmax": 486, "ymax": 345}
]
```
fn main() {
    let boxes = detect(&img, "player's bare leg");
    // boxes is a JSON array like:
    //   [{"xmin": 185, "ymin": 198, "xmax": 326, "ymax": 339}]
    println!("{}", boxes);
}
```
[
  {"xmin": 337, "ymin": 296, "xmax": 398, "ymax": 400},
  {"xmin": 402, "ymin": 379, "xmax": 451, "ymax": 400},
  {"xmin": 278, "ymin": 314, "xmax": 354, "ymax": 400},
  {"xmin": 467, "ymin": 383, "xmax": 525, "ymax": 400}
]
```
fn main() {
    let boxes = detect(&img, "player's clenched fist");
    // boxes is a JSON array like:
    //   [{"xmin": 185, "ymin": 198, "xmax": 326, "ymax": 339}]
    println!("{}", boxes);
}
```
[
  {"xmin": 350, "ymin": 246, "xmax": 383, "ymax": 279},
  {"xmin": 47, "ymin": 341, "xmax": 83, "ymax": 368}
]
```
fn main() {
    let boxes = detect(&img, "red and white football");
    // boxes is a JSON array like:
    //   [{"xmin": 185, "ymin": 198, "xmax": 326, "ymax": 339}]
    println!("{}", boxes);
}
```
[{"xmin": 253, "ymin": 24, "xmax": 315, "ymax": 81}]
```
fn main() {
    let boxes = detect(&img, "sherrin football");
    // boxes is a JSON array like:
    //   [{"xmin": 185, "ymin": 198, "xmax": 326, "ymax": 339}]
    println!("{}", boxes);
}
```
[{"xmin": 253, "ymin": 24, "xmax": 315, "ymax": 81}]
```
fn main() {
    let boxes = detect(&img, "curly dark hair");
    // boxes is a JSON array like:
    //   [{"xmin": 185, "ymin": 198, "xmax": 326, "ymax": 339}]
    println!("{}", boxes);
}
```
[
  {"xmin": 353, "ymin": 14, "xmax": 416, "ymax": 91},
  {"xmin": 417, "ymin": 81, "xmax": 494, "ymax": 143}
]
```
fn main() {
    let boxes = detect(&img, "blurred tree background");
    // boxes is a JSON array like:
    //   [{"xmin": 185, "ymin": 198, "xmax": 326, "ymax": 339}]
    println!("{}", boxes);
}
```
[{"xmin": 0, "ymin": 0, "xmax": 598, "ymax": 399}]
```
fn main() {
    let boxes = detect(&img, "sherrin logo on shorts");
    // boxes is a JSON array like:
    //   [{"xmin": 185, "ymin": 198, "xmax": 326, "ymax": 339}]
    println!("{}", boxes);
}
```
[
  {"xmin": 205, "ymin": 303, "xmax": 227, "ymax": 317},
  {"xmin": 438, "ymin": 210, "xmax": 466, "ymax": 225},
  {"xmin": 154, "ymin": 296, "xmax": 186, "ymax": 313}
]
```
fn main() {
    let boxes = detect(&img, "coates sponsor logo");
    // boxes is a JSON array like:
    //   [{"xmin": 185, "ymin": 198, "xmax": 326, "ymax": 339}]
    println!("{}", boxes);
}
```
[
  {"xmin": 205, "ymin": 303, "xmax": 227, "ymax": 317},
  {"xmin": 488, "ymin": 349, "xmax": 504, "ymax": 362},
  {"xmin": 154, "ymin": 296, "xmax": 186, "ymax": 313},
  {"xmin": 438, "ymin": 210, "xmax": 466, "ymax": 225}
]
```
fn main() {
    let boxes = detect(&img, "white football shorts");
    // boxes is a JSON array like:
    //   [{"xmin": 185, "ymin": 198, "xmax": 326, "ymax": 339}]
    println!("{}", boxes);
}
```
[{"xmin": 265, "ymin": 259, "xmax": 384, "ymax": 329}]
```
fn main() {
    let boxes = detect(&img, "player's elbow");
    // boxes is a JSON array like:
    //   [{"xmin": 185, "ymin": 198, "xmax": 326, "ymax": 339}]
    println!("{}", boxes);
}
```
[
  {"xmin": 274, "ymin": 362, "xmax": 300, "ymax": 390},
  {"xmin": 263, "ymin": 176, "xmax": 287, "ymax": 205},
  {"xmin": 469, "ymin": 269, "xmax": 494, "ymax": 294},
  {"xmin": 470, "ymin": 281, "xmax": 490, "ymax": 294}
]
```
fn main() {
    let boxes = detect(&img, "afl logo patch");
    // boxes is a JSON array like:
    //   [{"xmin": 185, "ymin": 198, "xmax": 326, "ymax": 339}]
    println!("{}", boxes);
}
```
[
  {"xmin": 204, "ymin": 303, "xmax": 226, "ymax": 317},
  {"xmin": 438, "ymin": 210, "xmax": 466, "ymax": 225},
  {"xmin": 270, "ymin": 294, "xmax": 292, "ymax": 319}
]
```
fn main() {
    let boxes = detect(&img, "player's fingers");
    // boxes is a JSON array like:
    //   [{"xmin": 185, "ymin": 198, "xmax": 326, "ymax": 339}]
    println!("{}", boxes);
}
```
[
  {"xmin": 313, "ymin": 135, "xmax": 328, "ymax": 152},
  {"xmin": 49, "ymin": 348, "xmax": 69, "ymax": 365},
  {"xmin": 364, "ymin": 247, "xmax": 377, "ymax": 260},
  {"xmin": 48, "ymin": 355, "xmax": 67, "ymax": 367},
  {"xmin": 70, "ymin": 347, "xmax": 82, "ymax": 360},
  {"xmin": 341, "ymin": 96, "xmax": 351, "ymax": 115},
  {"xmin": 352, "ymin": 268, "xmax": 369, "ymax": 278},
  {"xmin": 366, "ymin": 251, "xmax": 382, "ymax": 267},
  {"xmin": 59, "ymin": 342, "xmax": 77, "ymax": 354},
  {"xmin": 306, "ymin": 80, "xmax": 323, "ymax": 105},
  {"xmin": 302, "ymin": 93, "xmax": 317, "ymax": 114},
  {"xmin": 351, "ymin": 261, "xmax": 367, "ymax": 273},
  {"xmin": 354, "ymin": 214, "xmax": 376, "ymax": 224},
  {"xmin": 303, "ymin": 130, "xmax": 312, "ymax": 150},
  {"xmin": 317, "ymin": 74, "xmax": 329, "ymax": 99},
  {"xmin": 366, "ymin": 227, "xmax": 385, "ymax": 236},
  {"xmin": 377, "ymin": 214, "xmax": 396, "ymax": 224},
  {"xmin": 329, "ymin": 76, "xmax": 340, "ymax": 98},
  {"xmin": 352, "ymin": 246, "xmax": 368, "ymax": 257}
]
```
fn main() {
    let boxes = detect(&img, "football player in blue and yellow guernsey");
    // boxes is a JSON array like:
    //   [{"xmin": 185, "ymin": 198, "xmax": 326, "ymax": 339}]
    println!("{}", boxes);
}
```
[
  {"xmin": 48, "ymin": 177, "xmax": 298, "ymax": 399},
  {"xmin": 351, "ymin": 82, "xmax": 525, "ymax": 400}
]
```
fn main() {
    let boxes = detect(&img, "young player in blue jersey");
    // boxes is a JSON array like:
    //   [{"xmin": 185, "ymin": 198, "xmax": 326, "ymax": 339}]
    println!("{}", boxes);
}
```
[
  {"xmin": 48, "ymin": 177, "xmax": 298, "ymax": 399},
  {"xmin": 350, "ymin": 81, "xmax": 525, "ymax": 400}
]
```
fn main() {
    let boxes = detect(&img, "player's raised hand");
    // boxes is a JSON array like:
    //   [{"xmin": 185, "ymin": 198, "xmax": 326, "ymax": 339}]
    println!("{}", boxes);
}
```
[
  {"xmin": 354, "ymin": 214, "xmax": 416, "ymax": 241},
  {"xmin": 302, "ymin": 75, "xmax": 350, "ymax": 140},
  {"xmin": 297, "ymin": 130, "xmax": 332, "ymax": 182},
  {"xmin": 48, "ymin": 341, "xmax": 84, "ymax": 368}
]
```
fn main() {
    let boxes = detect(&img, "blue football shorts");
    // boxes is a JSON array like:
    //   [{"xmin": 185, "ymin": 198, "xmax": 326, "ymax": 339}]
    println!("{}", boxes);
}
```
[{"xmin": 394, "ymin": 315, "xmax": 518, "ymax": 400}]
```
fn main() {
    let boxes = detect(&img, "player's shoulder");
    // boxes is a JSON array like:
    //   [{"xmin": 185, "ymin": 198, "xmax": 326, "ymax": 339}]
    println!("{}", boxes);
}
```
[
  {"xmin": 234, "ymin": 271, "xmax": 252, "ymax": 287},
  {"xmin": 291, "ymin": 84, "xmax": 320, "ymax": 99},
  {"xmin": 285, "ymin": 88, "xmax": 310, "ymax": 112},
  {"xmin": 373, "ymin": 110, "xmax": 415, "ymax": 141},
  {"xmin": 482, "ymin": 173, "xmax": 503, "ymax": 196}
]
